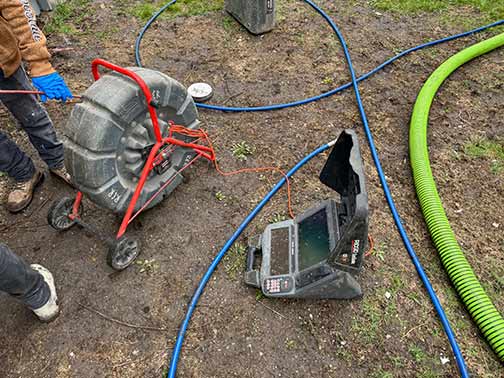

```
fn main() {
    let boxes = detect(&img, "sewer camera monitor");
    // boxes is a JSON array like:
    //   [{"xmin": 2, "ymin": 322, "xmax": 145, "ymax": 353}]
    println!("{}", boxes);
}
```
[{"xmin": 245, "ymin": 130, "xmax": 369, "ymax": 299}]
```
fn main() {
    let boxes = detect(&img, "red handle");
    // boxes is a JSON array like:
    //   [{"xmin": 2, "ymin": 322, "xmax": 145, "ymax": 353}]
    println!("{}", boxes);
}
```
[{"xmin": 91, "ymin": 59, "xmax": 162, "ymax": 142}]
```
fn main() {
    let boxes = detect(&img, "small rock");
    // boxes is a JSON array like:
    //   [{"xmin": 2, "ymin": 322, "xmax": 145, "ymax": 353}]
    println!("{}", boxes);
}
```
[
  {"xmin": 385, "ymin": 291, "xmax": 392, "ymax": 300},
  {"xmin": 492, "ymin": 222, "xmax": 499, "ymax": 228}
]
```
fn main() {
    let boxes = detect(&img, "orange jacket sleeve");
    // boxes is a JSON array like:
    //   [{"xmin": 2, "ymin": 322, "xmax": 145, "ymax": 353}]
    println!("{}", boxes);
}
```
[{"xmin": 0, "ymin": 0, "xmax": 55, "ymax": 77}]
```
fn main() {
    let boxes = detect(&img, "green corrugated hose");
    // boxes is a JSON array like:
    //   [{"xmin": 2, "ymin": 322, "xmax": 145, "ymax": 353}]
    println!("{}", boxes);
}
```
[{"xmin": 410, "ymin": 32, "xmax": 504, "ymax": 362}]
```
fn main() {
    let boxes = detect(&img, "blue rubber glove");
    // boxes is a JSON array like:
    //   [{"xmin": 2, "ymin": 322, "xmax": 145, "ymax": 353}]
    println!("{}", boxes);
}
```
[{"xmin": 31, "ymin": 72, "xmax": 73, "ymax": 102}]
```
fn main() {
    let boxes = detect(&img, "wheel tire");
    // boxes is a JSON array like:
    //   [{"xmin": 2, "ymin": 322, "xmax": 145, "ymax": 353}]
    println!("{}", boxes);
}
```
[
  {"xmin": 47, "ymin": 197, "xmax": 80, "ymax": 231},
  {"xmin": 107, "ymin": 237, "xmax": 140, "ymax": 271},
  {"xmin": 64, "ymin": 67, "xmax": 200, "ymax": 214}
]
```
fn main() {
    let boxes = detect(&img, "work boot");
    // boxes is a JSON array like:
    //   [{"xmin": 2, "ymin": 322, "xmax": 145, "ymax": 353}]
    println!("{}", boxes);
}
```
[
  {"xmin": 50, "ymin": 165, "xmax": 73, "ymax": 187},
  {"xmin": 6, "ymin": 170, "xmax": 44, "ymax": 213},
  {"xmin": 30, "ymin": 264, "xmax": 60, "ymax": 322}
]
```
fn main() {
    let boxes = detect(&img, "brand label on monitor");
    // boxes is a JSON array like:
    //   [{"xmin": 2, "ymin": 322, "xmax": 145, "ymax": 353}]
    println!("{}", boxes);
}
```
[
  {"xmin": 351, "ymin": 240, "xmax": 360, "ymax": 265},
  {"xmin": 267, "ymin": 0, "xmax": 274, "ymax": 13}
]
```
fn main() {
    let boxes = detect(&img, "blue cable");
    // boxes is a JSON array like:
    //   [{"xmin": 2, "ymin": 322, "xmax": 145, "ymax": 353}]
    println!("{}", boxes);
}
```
[
  {"xmin": 163, "ymin": 2, "xmax": 477, "ymax": 377},
  {"xmin": 167, "ymin": 143, "xmax": 331, "ymax": 378},
  {"xmin": 134, "ymin": 0, "xmax": 503, "ymax": 112},
  {"xmin": 302, "ymin": 0, "xmax": 470, "ymax": 376},
  {"xmin": 138, "ymin": 1, "xmax": 492, "ymax": 376},
  {"xmin": 135, "ymin": 0, "xmax": 177, "ymax": 68}
]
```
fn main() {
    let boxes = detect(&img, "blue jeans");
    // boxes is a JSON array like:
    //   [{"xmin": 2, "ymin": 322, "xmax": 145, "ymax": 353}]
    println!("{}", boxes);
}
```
[
  {"xmin": 0, "ymin": 243, "xmax": 50, "ymax": 309},
  {"xmin": 0, "ymin": 67, "xmax": 64, "ymax": 182}
]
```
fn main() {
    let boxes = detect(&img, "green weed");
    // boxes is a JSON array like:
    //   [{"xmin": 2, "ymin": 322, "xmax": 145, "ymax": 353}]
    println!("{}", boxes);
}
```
[
  {"xmin": 215, "ymin": 191, "xmax": 226, "ymax": 201},
  {"xmin": 390, "ymin": 356, "xmax": 405, "ymax": 368},
  {"xmin": 232, "ymin": 141, "xmax": 254, "ymax": 161},
  {"xmin": 371, "ymin": 241, "xmax": 387, "ymax": 262},
  {"xmin": 255, "ymin": 289, "xmax": 265, "ymax": 301},
  {"xmin": 270, "ymin": 213, "xmax": 287, "ymax": 223},
  {"xmin": 408, "ymin": 344, "xmax": 426, "ymax": 362},
  {"xmin": 285, "ymin": 338, "xmax": 296, "ymax": 349},
  {"xmin": 322, "ymin": 76, "xmax": 334, "ymax": 85},
  {"xmin": 135, "ymin": 258, "xmax": 159, "ymax": 274}
]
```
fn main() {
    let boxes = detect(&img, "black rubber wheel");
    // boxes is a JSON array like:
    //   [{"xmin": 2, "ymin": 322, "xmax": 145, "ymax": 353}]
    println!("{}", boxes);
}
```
[
  {"xmin": 107, "ymin": 237, "xmax": 140, "ymax": 271},
  {"xmin": 47, "ymin": 197, "xmax": 80, "ymax": 231},
  {"xmin": 64, "ymin": 67, "xmax": 200, "ymax": 214}
]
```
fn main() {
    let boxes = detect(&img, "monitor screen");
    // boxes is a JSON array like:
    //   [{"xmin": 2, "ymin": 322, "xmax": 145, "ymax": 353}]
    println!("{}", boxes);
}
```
[
  {"xmin": 298, "ymin": 208, "xmax": 330, "ymax": 271},
  {"xmin": 270, "ymin": 227, "xmax": 290, "ymax": 276}
]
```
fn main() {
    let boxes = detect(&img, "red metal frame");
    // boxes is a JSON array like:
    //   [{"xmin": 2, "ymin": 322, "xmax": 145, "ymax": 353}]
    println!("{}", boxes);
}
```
[{"xmin": 70, "ymin": 59, "xmax": 213, "ymax": 240}]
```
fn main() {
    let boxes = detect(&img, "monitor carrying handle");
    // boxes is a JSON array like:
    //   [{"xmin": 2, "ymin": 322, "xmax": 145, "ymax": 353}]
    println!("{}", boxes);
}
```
[{"xmin": 244, "ymin": 236, "xmax": 262, "ymax": 288}]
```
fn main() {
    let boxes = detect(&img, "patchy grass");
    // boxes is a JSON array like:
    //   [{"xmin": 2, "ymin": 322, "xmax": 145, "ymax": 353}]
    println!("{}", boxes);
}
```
[
  {"xmin": 351, "ymin": 299, "xmax": 382, "ymax": 343},
  {"xmin": 370, "ymin": 0, "xmax": 504, "ymax": 20},
  {"xmin": 223, "ymin": 242, "xmax": 247, "ymax": 279},
  {"xmin": 44, "ymin": 0, "xmax": 93, "ymax": 35},
  {"xmin": 463, "ymin": 137, "xmax": 504, "ymax": 174},
  {"xmin": 408, "ymin": 344, "xmax": 426, "ymax": 362},
  {"xmin": 222, "ymin": 14, "xmax": 238, "ymax": 31},
  {"xmin": 370, "ymin": 0, "xmax": 504, "ymax": 28},
  {"xmin": 129, "ymin": 0, "xmax": 224, "ymax": 22},
  {"xmin": 371, "ymin": 369, "xmax": 393, "ymax": 378},
  {"xmin": 95, "ymin": 26, "xmax": 121, "ymax": 41}
]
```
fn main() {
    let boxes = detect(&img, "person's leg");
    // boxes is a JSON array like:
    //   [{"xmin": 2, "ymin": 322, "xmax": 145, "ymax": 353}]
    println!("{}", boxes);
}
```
[
  {"xmin": 0, "ymin": 67, "xmax": 64, "ymax": 170},
  {"xmin": 0, "ymin": 243, "xmax": 59, "ymax": 321},
  {"xmin": 0, "ymin": 243, "xmax": 49, "ymax": 309},
  {"xmin": 0, "ymin": 130, "xmax": 36, "ymax": 182},
  {"xmin": 0, "ymin": 124, "xmax": 44, "ymax": 213}
]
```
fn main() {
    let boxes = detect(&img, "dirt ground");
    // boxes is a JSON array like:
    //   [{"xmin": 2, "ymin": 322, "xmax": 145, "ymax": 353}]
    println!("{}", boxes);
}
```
[{"xmin": 0, "ymin": 0, "xmax": 503, "ymax": 377}]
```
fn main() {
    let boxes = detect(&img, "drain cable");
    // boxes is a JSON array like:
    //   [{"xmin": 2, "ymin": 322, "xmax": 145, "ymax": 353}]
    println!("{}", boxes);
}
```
[
  {"xmin": 134, "ymin": 0, "xmax": 504, "ymax": 112},
  {"xmin": 164, "ymin": 1, "xmax": 471, "ymax": 377},
  {"xmin": 410, "ymin": 32, "xmax": 504, "ymax": 362}
]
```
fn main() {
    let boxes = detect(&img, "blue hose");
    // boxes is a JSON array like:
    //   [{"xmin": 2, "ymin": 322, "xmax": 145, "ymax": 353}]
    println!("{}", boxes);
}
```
[
  {"xmin": 167, "ymin": 143, "xmax": 332, "ymax": 378},
  {"xmin": 302, "ymin": 0, "xmax": 469, "ymax": 376},
  {"xmin": 165, "ymin": 3, "xmax": 472, "ymax": 377},
  {"xmin": 134, "ymin": 0, "xmax": 503, "ymax": 112}
]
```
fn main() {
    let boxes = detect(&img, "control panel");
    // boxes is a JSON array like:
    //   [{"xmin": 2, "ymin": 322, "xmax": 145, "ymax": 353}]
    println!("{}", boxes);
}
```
[{"xmin": 264, "ymin": 276, "xmax": 294, "ymax": 294}]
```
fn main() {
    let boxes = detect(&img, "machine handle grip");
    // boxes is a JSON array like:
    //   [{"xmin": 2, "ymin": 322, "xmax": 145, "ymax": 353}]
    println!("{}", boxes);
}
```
[
  {"xmin": 246, "ymin": 245, "xmax": 260, "ymax": 272},
  {"xmin": 90, "ymin": 59, "xmax": 163, "ymax": 143}
]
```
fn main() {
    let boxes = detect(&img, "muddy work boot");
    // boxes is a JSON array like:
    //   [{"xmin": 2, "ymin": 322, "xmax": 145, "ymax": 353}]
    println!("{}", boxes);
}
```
[
  {"xmin": 6, "ymin": 170, "xmax": 45, "ymax": 213},
  {"xmin": 50, "ymin": 165, "xmax": 73, "ymax": 187},
  {"xmin": 30, "ymin": 264, "xmax": 60, "ymax": 322}
]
